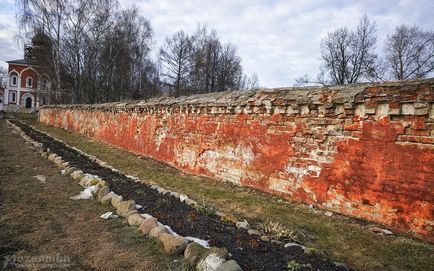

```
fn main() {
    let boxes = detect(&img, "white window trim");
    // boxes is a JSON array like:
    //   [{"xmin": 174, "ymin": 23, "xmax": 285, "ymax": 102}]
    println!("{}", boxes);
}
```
[
  {"xmin": 10, "ymin": 75, "xmax": 17, "ymax": 87},
  {"xmin": 26, "ymin": 77, "xmax": 33, "ymax": 88},
  {"xmin": 10, "ymin": 91, "xmax": 17, "ymax": 102}
]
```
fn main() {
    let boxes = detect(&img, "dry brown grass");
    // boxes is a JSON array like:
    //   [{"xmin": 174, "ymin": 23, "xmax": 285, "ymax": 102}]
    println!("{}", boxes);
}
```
[{"xmin": 0, "ymin": 119, "xmax": 182, "ymax": 270}]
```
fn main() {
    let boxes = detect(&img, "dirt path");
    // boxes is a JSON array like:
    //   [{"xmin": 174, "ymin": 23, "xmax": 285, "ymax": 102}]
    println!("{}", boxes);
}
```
[{"xmin": 0, "ymin": 120, "xmax": 182, "ymax": 270}]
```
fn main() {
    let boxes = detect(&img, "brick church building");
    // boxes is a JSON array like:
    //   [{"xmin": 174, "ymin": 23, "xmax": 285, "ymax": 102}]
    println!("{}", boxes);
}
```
[{"xmin": 2, "ymin": 33, "xmax": 51, "ymax": 112}]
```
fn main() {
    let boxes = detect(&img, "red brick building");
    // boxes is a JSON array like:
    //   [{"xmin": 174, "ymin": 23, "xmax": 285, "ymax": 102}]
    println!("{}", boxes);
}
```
[
  {"xmin": 2, "ymin": 33, "xmax": 51, "ymax": 112},
  {"xmin": 2, "ymin": 58, "xmax": 50, "ymax": 111}
]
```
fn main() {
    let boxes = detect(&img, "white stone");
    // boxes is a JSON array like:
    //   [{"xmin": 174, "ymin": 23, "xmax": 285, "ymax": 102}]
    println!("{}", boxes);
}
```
[
  {"xmin": 402, "ymin": 103, "xmax": 415, "ymax": 115},
  {"xmin": 196, "ymin": 253, "xmax": 227, "ymax": 271},
  {"xmin": 236, "ymin": 220, "xmax": 250, "ymax": 230}
]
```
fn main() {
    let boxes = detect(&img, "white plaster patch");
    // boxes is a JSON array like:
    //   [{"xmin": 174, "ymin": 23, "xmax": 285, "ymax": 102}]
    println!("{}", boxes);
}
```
[
  {"xmin": 154, "ymin": 126, "xmax": 168, "ymax": 150},
  {"xmin": 199, "ymin": 149, "xmax": 220, "ymax": 173},
  {"xmin": 175, "ymin": 147, "xmax": 197, "ymax": 168},
  {"xmin": 269, "ymin": 177, "xmax": 291, "ymax": 194}
]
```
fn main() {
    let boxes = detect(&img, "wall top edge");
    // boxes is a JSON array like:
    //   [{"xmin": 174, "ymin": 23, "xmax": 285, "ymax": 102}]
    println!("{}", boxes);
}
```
[{"xmin": 41, "ymin": 78, "xmax": 434, "ymax": 110}]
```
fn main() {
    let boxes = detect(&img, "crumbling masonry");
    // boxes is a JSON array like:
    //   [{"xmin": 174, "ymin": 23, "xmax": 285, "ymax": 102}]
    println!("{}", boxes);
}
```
[{"xmin": 39, "ymin": 79, "xmax": 434, "ymax": 241}]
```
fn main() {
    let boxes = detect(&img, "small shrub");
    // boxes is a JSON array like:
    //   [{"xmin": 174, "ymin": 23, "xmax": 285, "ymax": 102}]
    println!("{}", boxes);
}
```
[
  {"xmin": 194, "ymin": 204, "xmax": 215, "ymax": 216},
  {"xmin": 287, "ymin": 260, "xmax": 313, "ymax": 271},
  {"xmin": 220, "ymin": 214, "xmax": 239, "ymax": 223},
  {"xmin": 262, "ymin": 221, "xmax": 298, "ymax": 240}
]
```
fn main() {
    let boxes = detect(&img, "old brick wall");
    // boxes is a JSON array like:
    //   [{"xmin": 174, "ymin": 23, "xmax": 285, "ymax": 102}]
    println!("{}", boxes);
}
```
[{"xmin": 39, "ymin": 79, "xmax": 434, "ymax": 241}]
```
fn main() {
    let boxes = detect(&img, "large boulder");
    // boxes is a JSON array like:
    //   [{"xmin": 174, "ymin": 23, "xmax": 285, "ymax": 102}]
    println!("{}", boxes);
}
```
[
  {"xmin": 127, "ymin": 214, "xmax": 145, "ymax": 226},
  {"xmin": 158, "ymin": 233, "xmax": 189, "ymax": 254},
  {"xmin": 216, "ymin": 260, "xmax": 243, "ymax": 271},
  {"xmin": 111, "ymin": 195, "xmax": 124, "ymax": 208},
  {"xmin": 149, "ymin": 225, "xmax": 169, "ymax": 239},
  {"xmin": 48, "ymin": 153, "xmax": 58, "ymax": 161},
  {"xmin": 53, "ymin": 157, "xmax": 63, "ymax": 166},
  {"xmin": 184, "ymin": 242, "xmax": 207, "ymax": 267},
  {"xmin": 116, "ymin": 200, "xmax": 136, "ymax": 217},
  {"xmin": 138, "ymin": 217, "xmax": 158, "ymax": 235},
  {"xmin": 196, "ymin": 248, "xmax": 229, "ymax": 271},
  {"xmin": 100, "ymin": 192, "xmax": 116, "ymax": 206},
  {"xmin": 64, "ymin": 166, "xmax": 76, "ymax": 175},
  {"xmin": 70, "ymin": 170, "xmax": 84, "ymax": 181},
  {"xmin": 96, "ymin": 186, "xmax": 110, "ymax": 202},
  {"xmin": 80, "ymin": 175, "xmax": 100, "ymax": 187}
]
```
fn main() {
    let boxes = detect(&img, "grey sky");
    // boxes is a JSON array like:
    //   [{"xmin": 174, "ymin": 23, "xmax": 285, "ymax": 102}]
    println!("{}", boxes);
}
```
[{"xmin": 1, "ymin": 0, "xmax": 433, "ymax": 87}]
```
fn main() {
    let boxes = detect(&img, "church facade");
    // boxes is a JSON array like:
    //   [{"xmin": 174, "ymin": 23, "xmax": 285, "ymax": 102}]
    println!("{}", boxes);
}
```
[
  {"xmin": 2, "ymin": 33, "xmax": 51, "ymax": 112},
  {"xmin": 2, "ymin": 59, "xmax": 50, "ymax": 112}
]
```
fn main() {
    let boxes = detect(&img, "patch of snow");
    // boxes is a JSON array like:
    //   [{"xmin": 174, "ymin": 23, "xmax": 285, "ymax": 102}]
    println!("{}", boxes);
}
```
[
  {"xmin": 185, "ymin": 237, "xmax": 210, "ymax": 248},
  {"xmin": 100, "ymin": 211, "xmax": 119, "ymax": 220},
  {"xmin": 60, "ymin": 169, "xmax": 66, "ymax": 175},
  {"xmin": 180, "ymin": 194, "xmax": 188, "ymax": 203},
  {"xmin": 70, "ymin": 185, "xmax": 98, "ymax": 200},
  {"xmin": 135, "ymin": 204, "xmax": 143, "ymax": 210},
  {"xmin": 154, "ymin": 220, "xmax": 179, "ymax": 236},
  {"xmin": 164, "ymin": 225, "xmax": 179, "ymax": 236}
]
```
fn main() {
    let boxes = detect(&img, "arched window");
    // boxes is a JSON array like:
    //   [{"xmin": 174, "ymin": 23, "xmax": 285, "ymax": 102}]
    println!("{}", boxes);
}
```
[
  {"xmin": 10, "ymin": 75, "xmax": 17, "ymax": 86},
  {"xmin": 26, "ymin": 77, "xmax": 33, "ymax": 87}
]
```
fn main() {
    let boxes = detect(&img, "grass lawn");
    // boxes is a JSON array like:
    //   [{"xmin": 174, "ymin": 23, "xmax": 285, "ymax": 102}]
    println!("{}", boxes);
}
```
[{"xmin": 14, "ymin": 112, "xmax": 434, "ymax": 271}]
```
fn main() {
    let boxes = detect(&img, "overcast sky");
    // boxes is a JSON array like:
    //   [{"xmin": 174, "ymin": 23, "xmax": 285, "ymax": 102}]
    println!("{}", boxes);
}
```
[{"xmin": 1, "ymin": 0, "xmax": 433, "ymax": 87}]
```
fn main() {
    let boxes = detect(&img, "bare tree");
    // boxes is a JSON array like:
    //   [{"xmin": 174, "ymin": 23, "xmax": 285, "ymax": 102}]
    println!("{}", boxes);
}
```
[
  {"xmin": 159, "ymin": 30, "xmax": 193, "ymax": 97},
  {"xmin": 215, "ymin": 43, "xmax": 242, "ymax": 91},
  {"xmin": 320, "ymin": 15, "xmax": 377, "ymax": 84},
  {"xmin": 238, "ymin": 73, "xmax": 260, "ymax": 91},
  {"xmin": 190, "ymin": 26, "xmax": 221, "ymax": 93},
  {"xmin": 384, "ymin": 25, "xmax": 434, "ymax": 80},
  {"xmin": 0, "ymin": 67, "xmax": 8, "ymax": 88}
]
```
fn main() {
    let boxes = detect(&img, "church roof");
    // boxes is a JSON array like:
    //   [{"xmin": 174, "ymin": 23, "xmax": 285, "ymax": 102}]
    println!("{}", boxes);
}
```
[{"xmin": 6, "ymin": 58, "xmax": 46, "ymax": 66}]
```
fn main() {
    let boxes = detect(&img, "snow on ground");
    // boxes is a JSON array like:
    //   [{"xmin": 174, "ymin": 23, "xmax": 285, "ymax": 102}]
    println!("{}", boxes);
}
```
[{"xmin": 70, "ymin": 185, "xmax": 98, "ymax": 200}]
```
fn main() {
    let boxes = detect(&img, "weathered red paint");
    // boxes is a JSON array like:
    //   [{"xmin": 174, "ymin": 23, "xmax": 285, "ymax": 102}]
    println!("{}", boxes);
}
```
[{"xmin": 39, "ymin": 80, "xmax": 434, "ymax": 241}]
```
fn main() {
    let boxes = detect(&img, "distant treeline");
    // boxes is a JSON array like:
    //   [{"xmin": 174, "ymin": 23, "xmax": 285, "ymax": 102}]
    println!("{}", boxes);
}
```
[
  {"xmin": 16, "ymin": 0, "xmax": 259, "ymax": 104},
  {"xmin": 295, "ymin": 15, "xmax": 434, "ymax": 86}
]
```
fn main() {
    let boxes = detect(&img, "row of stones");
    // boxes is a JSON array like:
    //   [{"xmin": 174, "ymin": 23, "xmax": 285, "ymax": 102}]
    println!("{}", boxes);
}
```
[
  {"xmin": 43, "ymin": 100, "xmax": 434, "ymax": 118},
  {"xmin": 6, "ymin": 120, "xmax": 243, "ymax": 271}
]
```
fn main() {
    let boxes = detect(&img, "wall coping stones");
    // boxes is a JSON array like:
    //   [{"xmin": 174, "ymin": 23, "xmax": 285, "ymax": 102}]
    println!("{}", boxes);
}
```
[{"xmin": 40, "ymin": 79, "xmax": 434, "ymax": 116}]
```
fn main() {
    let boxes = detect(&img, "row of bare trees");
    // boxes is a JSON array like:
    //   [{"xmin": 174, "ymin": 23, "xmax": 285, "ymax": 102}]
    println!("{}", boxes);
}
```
[
  {"xmin": 16, "ymin": 0, "xmax": 258, "ymax": 104},
  {"xmin": 159, "ymin": 26, "xmax": 258, "ymax": 97},
  {"xmin": 296, "ymin": 15, "xmax": 434, "ymax": 86}
]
